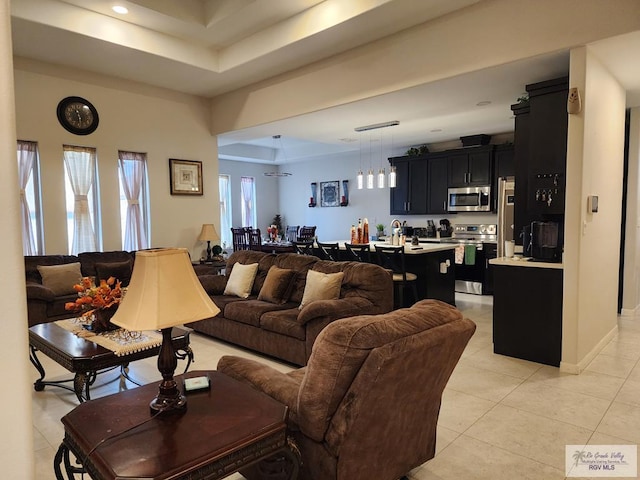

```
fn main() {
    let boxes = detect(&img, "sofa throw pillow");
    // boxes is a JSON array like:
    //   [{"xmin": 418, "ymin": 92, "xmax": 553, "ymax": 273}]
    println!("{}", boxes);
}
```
[
  {"xmin": 37, "ymin": 262, "xmax": 82, "ymax": 296},
  {"xmin": 224, "ymin": 263, "xmax": 259, "ymax": 298},
  {"xmin": 258, "ymin": 266, "xmax": 296, "ymax": 304},
  {"xmin": 299, "ymin": 270, "xmax": 344, "ymax": 309},
  {"xmin": 95, "ymin": 260, "xmax": 133, "ymax": 287}
]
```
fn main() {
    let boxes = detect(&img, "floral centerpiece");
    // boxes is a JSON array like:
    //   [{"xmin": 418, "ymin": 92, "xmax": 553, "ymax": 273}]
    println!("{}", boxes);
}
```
[
  {"xmin": 65, "ymin": 276, "xmax": 124, "ymax": 333},
  {"xmin": 267, "ymin": 224, "xmax": 279, "ymax": 242}
]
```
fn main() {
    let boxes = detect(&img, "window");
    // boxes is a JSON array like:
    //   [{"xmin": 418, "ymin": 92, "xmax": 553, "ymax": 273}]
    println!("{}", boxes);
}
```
[
  {"xmin": 63, "ymin": 145, "xmax": 101, "ymax": 254},
  {"xmin": 219, "ymin": 175, "xmax": 232, "ymax": 248},
  {"xmin": 17, "ymin": 140, "xmax": 43, "ymax": 255},
  {"xmin": 118, "ymin": 151, "xmax": 150, "ymax": 250},
  {"xmin": 240, "ymin": 176, "xmax": 256, "ymax": 227}
]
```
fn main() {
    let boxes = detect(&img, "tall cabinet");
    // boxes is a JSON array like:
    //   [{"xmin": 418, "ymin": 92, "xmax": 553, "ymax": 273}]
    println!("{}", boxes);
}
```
[{"xmin": 389, "ymin": 156, "xmax": 428, "ymax": 215}]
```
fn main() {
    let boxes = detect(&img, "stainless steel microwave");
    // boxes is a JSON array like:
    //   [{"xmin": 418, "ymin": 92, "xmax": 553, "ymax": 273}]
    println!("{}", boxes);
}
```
[{"xmin": 448, "ymin": 186, "xmax": 491, "ymax": 212}]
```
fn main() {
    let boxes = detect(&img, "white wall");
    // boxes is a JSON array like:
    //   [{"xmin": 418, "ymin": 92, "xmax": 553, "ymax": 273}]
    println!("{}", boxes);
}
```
[
  {"xmin": 0, "ymin": 1, "xmax": 35, "ymax": 476},
  {"xmin": 562, "ymin": 47, "xmax": 626, "ymax": 372},
  {"xmin": 14, "ymin": 59, "xmax": 218, "ymax": 260},
  {"xmin": 622, "ymin": 107, "xmax": 640, "ymax": 314}
]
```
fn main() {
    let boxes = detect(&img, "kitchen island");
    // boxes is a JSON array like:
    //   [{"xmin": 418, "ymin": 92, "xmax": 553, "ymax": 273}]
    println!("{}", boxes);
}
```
[
  {"xmin": 489, "ymin": 256, "xmax": 563, "ymax": 366},
  {"xmin": 329, "ymin": 241, "xmax": 457, "ymax": 306}
]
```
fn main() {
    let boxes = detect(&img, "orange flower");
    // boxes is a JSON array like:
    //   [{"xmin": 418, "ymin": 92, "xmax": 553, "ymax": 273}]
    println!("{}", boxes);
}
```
[{"xmin": 65, "ymin": 276, "xmax": 124, "ymax": 318}]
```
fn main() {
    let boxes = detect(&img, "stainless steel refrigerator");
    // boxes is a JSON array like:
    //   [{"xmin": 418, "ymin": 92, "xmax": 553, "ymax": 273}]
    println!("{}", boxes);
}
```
[{"xmin": 497, "ymin": 177, "xmax": 515, "ymax": 257}]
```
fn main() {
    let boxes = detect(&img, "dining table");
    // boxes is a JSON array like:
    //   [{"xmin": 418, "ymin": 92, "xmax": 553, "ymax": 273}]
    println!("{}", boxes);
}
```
[{"xmin": 259, "ymin": 241, "xmax": 296, "ymax": 254}]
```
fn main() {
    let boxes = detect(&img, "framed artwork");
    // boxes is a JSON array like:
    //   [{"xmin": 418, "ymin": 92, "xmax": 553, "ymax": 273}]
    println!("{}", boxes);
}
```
[
  {"xmin": 169, "ymin": 159, "xmax": 203, "ymax": 195},
  {"xmin": 320, "ymin": 180, "xmax": 340, "ymax": 207}
]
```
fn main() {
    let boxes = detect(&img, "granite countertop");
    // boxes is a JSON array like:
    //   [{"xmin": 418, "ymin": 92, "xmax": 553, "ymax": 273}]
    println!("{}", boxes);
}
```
[
  {"xmin": 331, "ymin": 240, "xmax": 457, "ymax": 254},
  {"xmin": 489, "ymin": 256, "xmax": 563, "ymax": 270}
]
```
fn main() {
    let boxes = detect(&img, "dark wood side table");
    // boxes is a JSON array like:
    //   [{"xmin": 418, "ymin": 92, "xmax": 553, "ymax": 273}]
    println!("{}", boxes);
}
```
[
  {"xmin": 29, "ymin": 323, "xmax": 193, "ymax": 402},
  {"xmin": 54, "ymin": 370, "xmax": 299, "ymax": 480}
]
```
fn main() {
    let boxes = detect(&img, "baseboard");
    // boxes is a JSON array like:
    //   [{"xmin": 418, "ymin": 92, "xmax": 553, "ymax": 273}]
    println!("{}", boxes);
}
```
[
  {"xmin": 620, "ymin": 304, "xmax": 640, "ymax": 316},
  {"xmin": 559, "ymin": 324, "xmax": 619, "ymax": 374}
]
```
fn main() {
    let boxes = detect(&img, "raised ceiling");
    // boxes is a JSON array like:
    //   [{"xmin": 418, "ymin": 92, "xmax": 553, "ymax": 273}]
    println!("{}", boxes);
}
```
[{"xmin": 11, "ymin": 0, "xmax": 640, "ymax": 164}]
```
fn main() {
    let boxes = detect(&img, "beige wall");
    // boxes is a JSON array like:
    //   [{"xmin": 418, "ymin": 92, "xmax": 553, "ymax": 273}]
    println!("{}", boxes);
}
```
[
  {"xmin": 622, "ymin": 107, "xmax": 640, "ymax": 314},
  {"xmin": 210, "ymin": 0, "xmax": 640, "ymax": 135},
  {"xmin": 14, "ymin": 59, "xmax": 219, "ymax": 259},
  {"xmin": 0, "ymin": 0, "xmax": 35, "ymax": 476},
  {"xmin": 562, "ymin": 47, "xmax": 626, "ymax": 372}
]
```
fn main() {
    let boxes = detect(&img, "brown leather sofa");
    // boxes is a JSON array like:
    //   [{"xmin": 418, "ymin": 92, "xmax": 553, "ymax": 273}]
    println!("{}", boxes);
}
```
[
  {"xmin": 24, "ymin": 251, "xmax": 134, "ymax": 327},
  {"xmin": 218, "ymin": 299, "xmax": 476, "ymax": 480},
  {"xmin": 187, "ymin": 250, "xmax": 394, "ymax": 366}
]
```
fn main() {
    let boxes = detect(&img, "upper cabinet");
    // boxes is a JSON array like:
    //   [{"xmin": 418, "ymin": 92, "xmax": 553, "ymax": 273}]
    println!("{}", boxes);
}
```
[
  {"xmin": 447, "ymin": 146, "xmax": 493, "ymax": 187},
  {"xmin": 389, "ymin": 156, "xmax": 428, "ymax": 215},
  {"xmin": 427, "ymin": 155, "xmax": 449, "ymax": 214}
]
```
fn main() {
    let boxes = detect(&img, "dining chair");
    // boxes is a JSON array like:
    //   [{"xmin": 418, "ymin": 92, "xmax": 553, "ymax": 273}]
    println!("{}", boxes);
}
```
[
  {"xmin": 344, "ymin": 243, "xmax": 371, "ymax": 263},
  {"xmin": 316, "ymin": 241, "xmax": 340, "ymax": 261},
  {"xmin": 231, "ymin": 227, "xmax": 250, "ymax": 251},
  {"xmin": 248, "ymin": 228, "xmax": 262, "ymax": 251},
  {"xmin": 285, "ymin": 225, "xmax": 299, "ymax": 243},
  {"xmin": 292, "ymin": 240, "xmax": 314, "ymax": 255},
  {"xmin": 374, "ymin": 244, "xmax": 419, "ymax": 309},
  {"xmin": 297, "ymin": 226, "xmax": 316, "ymax": 241}
]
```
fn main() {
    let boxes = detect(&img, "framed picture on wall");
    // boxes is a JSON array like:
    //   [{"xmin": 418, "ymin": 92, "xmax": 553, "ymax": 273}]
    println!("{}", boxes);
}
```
[
  {"xmin": 169, "ymin": 159, "xmax": 203, "ymax": 195},
  {"xmin": 320, "ymin": 180, "xmax": 340, "ymax": 207}
]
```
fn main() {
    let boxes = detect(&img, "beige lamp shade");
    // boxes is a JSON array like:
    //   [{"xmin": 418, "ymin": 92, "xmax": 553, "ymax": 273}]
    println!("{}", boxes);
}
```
[
  {"xmin": 111, "ymin": 248, "xmax": 220, "ymax": 331},
  {"xmin": 197, "ymin": 224, "xmax": 220, "ymax": 243}
]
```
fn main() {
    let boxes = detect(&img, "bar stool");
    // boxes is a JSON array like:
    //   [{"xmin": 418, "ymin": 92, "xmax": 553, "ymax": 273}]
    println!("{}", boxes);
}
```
[
  {"xmin": 293, "ymin": 240, "xmax": 314, "ymax": 255},
  {"xmin": 374, "ymin": 244, "xmax": 419, "ymax": 309},
  {"xmin": 344, "ymin": 243, "xmax": 371, "ymax": 263},
  {"xmin": 317, "ymin": 241, "xmax": 340, "ymax": 261}
]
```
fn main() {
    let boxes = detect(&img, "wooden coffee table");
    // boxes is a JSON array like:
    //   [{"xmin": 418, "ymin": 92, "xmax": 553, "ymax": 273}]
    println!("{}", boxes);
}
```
[
  {"xmin": 54, "ymin": 370, "xmax": 299, "ymax": 480},
  {"xmin": 29, "ymin": 322, "xmax": 193, "ymax": 403}
]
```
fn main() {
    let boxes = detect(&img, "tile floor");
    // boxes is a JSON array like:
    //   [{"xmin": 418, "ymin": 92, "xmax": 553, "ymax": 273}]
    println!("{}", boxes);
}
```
[{"xmin": 31, "ymin": 293, "xmax": 640, "ymax": 479}]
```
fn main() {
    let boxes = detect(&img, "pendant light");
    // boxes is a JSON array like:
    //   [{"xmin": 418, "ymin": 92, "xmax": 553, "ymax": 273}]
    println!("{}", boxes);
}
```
[
  {"xmin": 366, "ymin": 133, "xmax": 374, "ymax": 189},
  {"xmin": 357, "ymin": 135, "xmax": 364, "ymax": 189},
  {"xmin": 377, "ymin": 130, "xmax": 385, "ymax": 188},
  {"xmin": 389, "ymin": 165, "xmax": 397, "ymax": 188},
  {"xmin": 264, "ymin": 135, "xmax": 292, "ymax": 177}
]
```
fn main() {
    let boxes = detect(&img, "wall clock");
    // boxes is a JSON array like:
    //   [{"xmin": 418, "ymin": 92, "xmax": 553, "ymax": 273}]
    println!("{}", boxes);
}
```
[{"xmin": 56, "ymin": 96, "xmax": 99, "ymax": 135}]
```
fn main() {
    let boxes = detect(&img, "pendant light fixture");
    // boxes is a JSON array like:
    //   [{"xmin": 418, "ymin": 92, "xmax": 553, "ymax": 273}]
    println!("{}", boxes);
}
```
[
  {"xmin": 354, "ymin": 121, "xmax": 399, "ymax": 189},
  {"xmin": 264, "ymin": 135, "xmax": 292, "ymax": 177},
  {"xmin": 389, "ymin": 131, "xmax": 396, "ymax": 188},
  {"xmin": 377, "ymin": 130, "xmax": 385, "ymax": 188}
]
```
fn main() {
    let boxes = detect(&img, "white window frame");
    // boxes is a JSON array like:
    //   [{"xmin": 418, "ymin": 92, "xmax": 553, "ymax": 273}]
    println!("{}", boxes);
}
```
[
  {"xmin": 240, "ymin": 176, "xmax": 257, "ymax": 228},
  {"xmin": 17, "ymin": 140, "xmax": 44, "ymax": 255},
  {"xmin": 118, "ymin": 150, "xmax": 150, "ymax": 250},
  {"xmin": 219, "ymin": 174, "xmax": 232, "ymax": 249}
]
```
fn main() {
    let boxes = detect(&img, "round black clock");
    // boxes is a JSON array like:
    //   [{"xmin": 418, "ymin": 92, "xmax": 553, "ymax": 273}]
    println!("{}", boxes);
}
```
[{"xmin": 56, "ymin": 96, "xmax": 99, "ymax": 135}]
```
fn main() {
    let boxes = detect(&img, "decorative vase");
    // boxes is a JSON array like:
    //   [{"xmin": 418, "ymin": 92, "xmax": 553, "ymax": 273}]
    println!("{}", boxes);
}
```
[{"xmin": 92, "ymin": 305, "xmax": 119, "ymax": 333}]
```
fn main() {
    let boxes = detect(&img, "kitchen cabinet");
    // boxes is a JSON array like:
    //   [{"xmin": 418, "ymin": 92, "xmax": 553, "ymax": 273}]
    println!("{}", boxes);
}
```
[
  {"xmin": 492, "ymin": 144, "xmax": 514, "ymax": 211},
  {"xmin": 447, "ymin": 146, "xmax": 493, "ymax": 187},
  {"xmin": 389, "ymin": 156, "xmax": 428, "ymax": 215},
  {"xmin": 427, "ymin": 155, "xmax": 448, "ymax": 214},
  {"xmin": 492, "ymin": 263, "xmax": 563, "ymax": 366}
]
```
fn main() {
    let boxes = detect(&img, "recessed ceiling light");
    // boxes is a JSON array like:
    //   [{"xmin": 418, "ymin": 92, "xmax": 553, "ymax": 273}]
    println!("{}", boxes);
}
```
[
  {"xmin": 112, "ymin": 5, "xmax": 128, "ymax": 14},
  {"xmin": 476, "ymin": 100, "xmax": 491, "ymax": 107}
]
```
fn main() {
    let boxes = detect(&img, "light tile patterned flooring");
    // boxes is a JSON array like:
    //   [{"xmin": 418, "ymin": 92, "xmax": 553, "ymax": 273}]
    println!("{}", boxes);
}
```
[{"xmin": 32, "ymin": 294, "xmax": 640, "ymax": 479}]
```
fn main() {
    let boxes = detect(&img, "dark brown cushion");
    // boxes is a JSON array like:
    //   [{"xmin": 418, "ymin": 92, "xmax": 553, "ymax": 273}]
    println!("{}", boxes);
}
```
[
  {"xmin": 95, "ymin": 260, "xmax": 133, "ymax": 286},
  {"xmin": 258, "ymin": 266, "xmax": 296, "ymax": 304}
]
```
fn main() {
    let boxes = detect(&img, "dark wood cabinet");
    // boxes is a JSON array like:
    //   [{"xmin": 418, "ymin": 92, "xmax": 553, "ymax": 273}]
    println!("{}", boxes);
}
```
[
  {"xmin": 493, "ymin": 264, "xmax": 563, "ymax": 366},
  {"xmin": 389, "ymin": 156, "xmax": 428, "ymax": 214},
  {"xmin": 427, "ymin": 155, "xmax": 449, "ymax": 214},
  {"xmin": 447, "ymin": 146, "xmax": 493, "ymax": 187},
  {"xmin": 492, "ymin": 144, "xmax": 515, "ymax": 212}
]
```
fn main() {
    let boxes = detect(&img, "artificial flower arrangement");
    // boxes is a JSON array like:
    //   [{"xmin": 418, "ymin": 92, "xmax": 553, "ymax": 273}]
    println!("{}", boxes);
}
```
[
  {"xmin": 266, "ymin": 224, "xmax": 279, "ymax": 242},
  {"xmin": 65, "ymin": 276, "xmax": 123, "ymax": 332}
]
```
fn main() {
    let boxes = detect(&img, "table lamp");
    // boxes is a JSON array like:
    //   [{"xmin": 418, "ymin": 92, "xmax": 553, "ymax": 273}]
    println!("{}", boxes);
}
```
[
  {"xmin": 197, "ymin": 224, "xmax": 220, "ymax": 262},
  {"xmin": 111, "ymin": 248, "xmax": 220, "ymax": 415}
]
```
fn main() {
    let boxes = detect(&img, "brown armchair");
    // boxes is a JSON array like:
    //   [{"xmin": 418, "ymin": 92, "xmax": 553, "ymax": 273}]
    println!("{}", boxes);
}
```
[{"xmin": 217, "ymin": 299, "xmax": 475, "ymax": 480}]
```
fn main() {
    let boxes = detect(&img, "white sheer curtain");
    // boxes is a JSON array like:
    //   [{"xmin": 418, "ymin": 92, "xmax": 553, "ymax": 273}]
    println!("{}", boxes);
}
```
[
  {"xmin": 240, "ymin": 176, "xmax": 256, "ymax": 227},
  {"xmin": 219, "ymin": 175, "xmax": 232, "ymax": 247},
  {"xmin": 17, "ymin": 140, "xmax": 37, "ymax": 255},
  {"xmin": 118, "ymin": 151, "xmax": 149, "ymax": 250},
  {"xmin": 64, "ymin": 145, "xmax": 97, "ymax": 254}
]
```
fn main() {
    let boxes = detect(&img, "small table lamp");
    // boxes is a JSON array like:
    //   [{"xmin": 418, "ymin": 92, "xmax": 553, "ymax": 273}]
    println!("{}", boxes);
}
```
[
  {"xmin": 111, "ymin": 248, "xmax": 220, "ymax": 415},
  {"xmin": 198, "ymin": 224, "xmax": 220, "ymax": 262}
]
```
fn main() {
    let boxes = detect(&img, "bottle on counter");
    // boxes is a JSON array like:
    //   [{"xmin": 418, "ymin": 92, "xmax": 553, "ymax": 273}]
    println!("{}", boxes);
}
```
[
  {"xmin": 392, "ymin": 229, "xmax": 399, "ymax": 246},
  {"xmin": 363, "ymin": 218, "xmax": 369, "ymax": 244},
  {"xmin": 357, "ymin": 218, "xmax": 363, "ymax": 244},
  {"xmin": 350, "ymin": 225, "xmax": 357, "ymax": 244}
]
